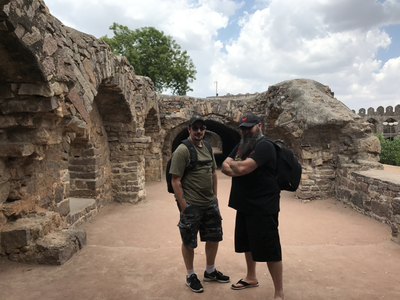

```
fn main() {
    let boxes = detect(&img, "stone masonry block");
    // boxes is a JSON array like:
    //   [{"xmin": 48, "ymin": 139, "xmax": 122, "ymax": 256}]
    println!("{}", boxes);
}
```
[
  {"xmin": 35, "ymin": 229, "xmax": 87, "ymax": 265},
  {"xmin": 0, "ymin": 143, "xmax": 34, "ymax": 157},
  {"xmin": 0, "ymin": 97, "xmax": 59, "ymax": 114},
  {"xmin": 69, "ymin": 157, "xmax": 99, "ymax": 166},
  {"xmin": 56, "ymin": 199, "xmax": 70, "ymax": 217},
  {"xmin": 392, "ymin": 198, "xmax": 400, "ymax": 215},
  {"xmin": 1, "ymin": 227, "xmax": 30, "ymax": 251},
  {"xmin": 70, "ymin": 170, "xmax": 101, "ymax": 180}
]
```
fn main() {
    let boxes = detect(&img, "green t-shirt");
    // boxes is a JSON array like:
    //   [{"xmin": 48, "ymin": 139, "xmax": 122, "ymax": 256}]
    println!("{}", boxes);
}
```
[{"xmin": 169, "ymin": 140, "xmax": 217, "ymax": 206}]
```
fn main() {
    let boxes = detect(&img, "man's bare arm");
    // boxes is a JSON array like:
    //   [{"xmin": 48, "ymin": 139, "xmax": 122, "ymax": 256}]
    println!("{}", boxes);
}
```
[
  {"xmin": 229, "ymin": 157, "xmax": 258, "ymax": 176},
  {"xmin": 221, "ymin": 157, "xmax": 237, "ymax": 177},
  {"xmin": 171, "ymin": 174, "xmax": 187, "ymax": 211}
]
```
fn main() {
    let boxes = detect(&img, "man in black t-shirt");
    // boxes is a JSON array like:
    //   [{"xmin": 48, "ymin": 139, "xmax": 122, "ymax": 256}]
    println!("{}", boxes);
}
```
[{"xmin": 221, "ymin": 113, "xmax": 284, "ymax": 300}]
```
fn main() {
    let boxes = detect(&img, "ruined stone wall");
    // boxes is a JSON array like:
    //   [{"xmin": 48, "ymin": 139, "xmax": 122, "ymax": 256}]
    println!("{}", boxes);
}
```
[
  {"xmin": 336, "ymin": 168, "xmax": 400, "ymax": 243},
  {"xmin": 356, "ymin": 105, "xmax": 400, "ymax": 139},
  {"xmin": 0, "ymin": 0, "xmax": 160, "ymax": 260},
  {"xmin": 206, "ymin": 92, "xmax": 259, "ymax": 100},
  {"xmin": 158, "ymin": 80, "xmax": 382, "ymax": 202}
]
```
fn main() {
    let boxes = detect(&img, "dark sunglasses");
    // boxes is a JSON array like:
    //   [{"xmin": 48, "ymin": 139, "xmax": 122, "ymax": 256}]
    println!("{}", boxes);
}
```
[
  {"xmin": 240, "ymin": 126, "xmax": 254, "ymax": 131},
  {"xmin": 191, "ymin": 125, "xmax": 206, "ymax": 131}
]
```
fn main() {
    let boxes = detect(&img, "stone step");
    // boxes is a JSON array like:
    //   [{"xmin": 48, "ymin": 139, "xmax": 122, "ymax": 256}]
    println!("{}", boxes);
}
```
[
  {"xmin": 1, "ymin": 212, "xmax": 87, "ymax": 265},
  {"xmin": 1, "ymin": 212, "xmax": 62, "ymax": 252},
  {"xmin": 8, "ymin": 229, "xmax": 86, "ymax": 265},
  {"xmin": 67, "ymin": 198, "xmax": 97, "ymax": 227}
]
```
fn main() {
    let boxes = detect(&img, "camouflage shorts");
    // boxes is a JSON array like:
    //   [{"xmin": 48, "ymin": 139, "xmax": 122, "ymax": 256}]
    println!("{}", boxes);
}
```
[{"xmin": 177, "ymin": 199, "xmax": 223, "ymax": 249}]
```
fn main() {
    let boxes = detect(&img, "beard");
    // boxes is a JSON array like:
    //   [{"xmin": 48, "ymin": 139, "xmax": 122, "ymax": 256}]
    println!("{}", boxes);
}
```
[{"xmin": 238, "ymin": 126, "xmax": 263, "ymax": 154}]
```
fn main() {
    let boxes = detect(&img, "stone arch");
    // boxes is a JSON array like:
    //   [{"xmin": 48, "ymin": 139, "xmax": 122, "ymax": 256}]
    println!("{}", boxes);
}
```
[
  {"xmin": 66, "ymin": 99, "xmax": 112, "ymax": 227},
  {"xmin": 95, "ymin": 80, "xmax": 135, "ymax": 124},
  {"xmin": 161, "ymin": 115, "xmax": 241, "ymax": 169},
  {"xmin": 0, "ymin": 24, "xmax": 46, "ymax": 85},
  {"xmin": 204, "ymin": 131, "xmax": 223, "ymax": 153},
  {"xmin": 383, "ymin": 117, "xmax": 399, "ymax": 140}
]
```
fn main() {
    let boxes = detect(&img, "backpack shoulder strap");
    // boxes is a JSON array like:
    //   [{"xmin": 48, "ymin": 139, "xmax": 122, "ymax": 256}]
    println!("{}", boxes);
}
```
[{"xmin": 181, "ymin": 139, "xmax": 197, "ymax": 169}]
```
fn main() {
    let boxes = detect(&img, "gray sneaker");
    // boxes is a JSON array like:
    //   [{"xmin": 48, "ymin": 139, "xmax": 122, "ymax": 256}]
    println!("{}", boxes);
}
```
[
  {"xmin": 203, "ymin": 270, "xmax": 230, "ymax": 283},
  {"xmin": 186, "ymin": 274, "xmax": 204, "ymax": 293}
]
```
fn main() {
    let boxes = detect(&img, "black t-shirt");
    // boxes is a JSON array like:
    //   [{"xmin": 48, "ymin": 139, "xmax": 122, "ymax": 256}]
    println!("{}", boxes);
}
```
[{"xmin": 228, "ymin": 136, "xmax": 280, "ymax": 215}]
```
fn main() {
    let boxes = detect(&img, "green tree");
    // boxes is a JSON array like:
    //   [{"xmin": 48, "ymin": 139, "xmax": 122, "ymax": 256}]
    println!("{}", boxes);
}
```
[
  {"xmin": 375, "ymin": 133, "xmax": 400, "ymax": 166},
  {"xmin": 101, "ymin": 23, "xmax": 196, "ymax": 95}
]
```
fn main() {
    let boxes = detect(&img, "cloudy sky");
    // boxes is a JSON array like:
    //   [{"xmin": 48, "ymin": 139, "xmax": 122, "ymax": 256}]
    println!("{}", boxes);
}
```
[{"xmin": 46, "ymin": 0, "xmax": 400, "ymax": 112}]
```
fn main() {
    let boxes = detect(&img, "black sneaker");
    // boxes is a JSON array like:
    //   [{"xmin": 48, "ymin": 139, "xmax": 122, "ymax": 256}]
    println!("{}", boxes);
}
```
[
  {"xmin": 186, "ymin": 274, "xmax": 204, "ymax": 293},
  {"xmin": 203, "ymin": 269, "xmax": 230, "ymax": 283}
]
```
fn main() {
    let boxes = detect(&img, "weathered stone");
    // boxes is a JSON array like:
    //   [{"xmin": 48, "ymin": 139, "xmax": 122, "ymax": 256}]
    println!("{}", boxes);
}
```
[
  {"xmin": 0, "ymin": 115, "xmax": 33, "ymax": 128},
  {"xmin": 0, "ymin": 143, "xmax": 34, "ymax": 157},
  {"xmin": 0, "ymin": 97, "xmax": 59, "ymax": 114},
  {"xmin": 1, "ymin": 227, "xmax": 30, "ymax": 251},
  {"xmin": 371, "ymin": 201, "xmax": 390, "ymax": 218},
  {"xmin": 34, "ymin": 229, "xmax": 86, "ymax": 265},
  {"xmin": 351, "ymin": 192, "xmax": 365, "ymax": 208},
  {"xmin": 22, "ymin": 26, "xmax": 41, "ymax": 46},
  {"xmin": 42, "ymin": 34, "xmax": 58, "ymax": 56},
  {"xmin": 54, "ymin": 186, "xmax": 64, "ymax": 203},
  {"xmin": 10, "ymin": 128, "xmax": 62, "ymax": 145},
  {"xmin": 392, "ymin": 198, "xmax": 400, "ymax": 215},
  {"xmin": 50, "ymin": 82, "xmax": 68, "ymax": 95},
  {"xmin": 18, "ymin": 83, "xmax": 54, "ymax": 97},
  {"xmin": 55, "ymin": 199, "xmax": 70, "ymax": 217},
  {"xmin": 0, "ymin": 181, "xmax": 10, "ymax": 204},
  {"xmin": 66, "ymin": 116, "xmax": 87, "ymax": 134}
]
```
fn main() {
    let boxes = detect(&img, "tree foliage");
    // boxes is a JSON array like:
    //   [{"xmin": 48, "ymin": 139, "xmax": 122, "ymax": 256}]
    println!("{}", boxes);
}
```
[
  {"xmin": 375, "ymin": 133, "xmax": 400, "ymax": 166},
  {"xmin": 101, "ymin": 23, "xmax": 196, "ymax": 95}
]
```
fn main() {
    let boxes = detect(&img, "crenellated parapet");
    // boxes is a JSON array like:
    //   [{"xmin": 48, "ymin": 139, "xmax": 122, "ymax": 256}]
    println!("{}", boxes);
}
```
[
  {"xmin": 355, "ymin": 105, "xmax": 400, "ymax": 139},
  {"xmin": 356, "ymin": 105, "xmax": 400, "ymax": 117}
]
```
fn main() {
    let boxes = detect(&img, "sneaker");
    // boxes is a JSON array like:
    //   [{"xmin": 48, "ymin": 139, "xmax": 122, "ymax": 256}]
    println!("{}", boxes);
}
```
[
  {"xmin": 186, "ymin": 274, "xmax": 204, "ymax": 293},
  {"xmin": 203, "ymin": 269, "xmax": 230, "ymax": 283}
]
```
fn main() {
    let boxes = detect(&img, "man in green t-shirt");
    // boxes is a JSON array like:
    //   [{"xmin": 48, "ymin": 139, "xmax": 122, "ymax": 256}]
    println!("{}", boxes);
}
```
[{"xmin": 169, "ymin": 115, "xmax": 230, "ymax": 293}]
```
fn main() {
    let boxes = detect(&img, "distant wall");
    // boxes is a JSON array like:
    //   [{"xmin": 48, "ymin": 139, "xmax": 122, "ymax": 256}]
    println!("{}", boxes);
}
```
[{"xmin": 355, "ymin": 105, "xmax": 400, "ymax": 139}]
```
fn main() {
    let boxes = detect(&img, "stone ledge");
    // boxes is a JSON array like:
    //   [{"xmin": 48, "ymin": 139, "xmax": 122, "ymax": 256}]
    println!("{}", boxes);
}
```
[
  {"xmin": 352, "ymin": 170, "xmax": 400, "ymax": 185},
  {"xmin": 1, "ymin": 212, "xmax": 61, "ymax": 252},
  {"xmin": 8, "ymin": 229, "xmax": 87, "ymax": 265}
]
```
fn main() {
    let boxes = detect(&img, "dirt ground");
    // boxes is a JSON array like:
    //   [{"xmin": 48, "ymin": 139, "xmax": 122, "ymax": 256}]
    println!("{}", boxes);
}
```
[{"xmin": 1, "ymin": 167, "xmax": 400, "ymax": 300}]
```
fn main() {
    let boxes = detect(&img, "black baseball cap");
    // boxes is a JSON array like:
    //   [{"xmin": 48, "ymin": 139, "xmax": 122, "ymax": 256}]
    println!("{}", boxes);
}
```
[
  {"xmin": 188, "ymin": 115, "xmax": 206, "ymax": 126},
  {"xmin": 238, "ymin": 113, "xmax": 261, "ymax": 128}
]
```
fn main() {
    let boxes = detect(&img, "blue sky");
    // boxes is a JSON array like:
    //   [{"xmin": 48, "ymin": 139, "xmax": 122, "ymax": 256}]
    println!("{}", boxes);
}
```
[{"xmin": 46, "ymin": 0, "xmax": 400, "ymax": 112}]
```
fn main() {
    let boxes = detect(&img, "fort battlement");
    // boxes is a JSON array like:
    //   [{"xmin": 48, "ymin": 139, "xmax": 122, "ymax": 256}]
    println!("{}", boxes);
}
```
[
  {"xmin": 355, "ymin": 105, "xmax": 400, "ymax": 117},
  {"xmin": 355, "ymin": 105, "xmax": 400, "ymax": 139}
]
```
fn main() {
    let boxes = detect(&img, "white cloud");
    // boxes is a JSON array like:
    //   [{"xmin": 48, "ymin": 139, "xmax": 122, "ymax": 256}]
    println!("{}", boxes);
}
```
[{"xmin": 46, "ymin": 0, "xmax": 400, "ymax": 111}]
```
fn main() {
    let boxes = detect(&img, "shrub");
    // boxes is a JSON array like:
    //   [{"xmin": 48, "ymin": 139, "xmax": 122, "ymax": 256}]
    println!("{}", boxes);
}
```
[{"xmin": 376, "ymin": 133, "xmax": 400, "ymax": 166}]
